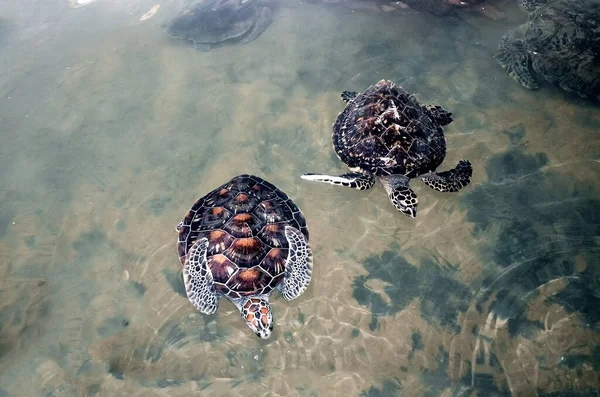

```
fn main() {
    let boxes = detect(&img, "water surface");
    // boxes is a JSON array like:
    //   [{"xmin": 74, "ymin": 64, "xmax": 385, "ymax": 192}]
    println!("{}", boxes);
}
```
[{"xmin": 0, "ymin": 0, "xmax": 599, "ymax": 395}]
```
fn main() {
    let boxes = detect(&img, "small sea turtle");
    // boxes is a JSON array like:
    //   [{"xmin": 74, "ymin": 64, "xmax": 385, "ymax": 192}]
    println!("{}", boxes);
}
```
[
  {"xmin": 176, "ymin": 175, "xmax": 312, "ymax": 339},
  {"xmin": 166, "ymin": 0, "xmax": 272, "ymax": 51},
  {"xmin": 301, "ymin": 79, "xmax": 472, "ymax": 218},
  {"xmin": 495, "ymin": 0, "xmax": 600, "ymax": 100}
]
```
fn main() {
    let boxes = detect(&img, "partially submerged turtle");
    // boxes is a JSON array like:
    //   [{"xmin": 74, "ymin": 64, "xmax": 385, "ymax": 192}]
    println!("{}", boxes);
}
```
[
  {"xmin": 176, "ymin": 175, "xmax": 312, "ymax": 339},
  {"xmin": 495, "ymin": 0, "xmax": 600, "ymax": 100},
  {"xmin": 166, "ymin": 0, "xmax": 272, "ymax": 51},
  {"xmin": 302, "ymin": 79, "xmax": 472, "ymax": 218}
]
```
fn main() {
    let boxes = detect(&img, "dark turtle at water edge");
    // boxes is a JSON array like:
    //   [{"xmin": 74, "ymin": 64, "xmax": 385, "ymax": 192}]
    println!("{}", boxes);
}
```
[
  {"xmin": 302, "ymin": 79, "xmax": 472, "ymax": 218},
  {"xmin": 166, "ymin": 0, "xmax": 273, "ymax": 51},
  {"xmin": 176, "ymin": 175, "xmax": 312, "ymax": 339},
  {"xmin": 495, "ymin": 0, "xmax": 600, "ymax": 101}
]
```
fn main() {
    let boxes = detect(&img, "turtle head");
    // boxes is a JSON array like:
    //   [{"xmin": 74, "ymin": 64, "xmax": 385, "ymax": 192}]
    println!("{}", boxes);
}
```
[
  {"xmin": 379, "ymin": 175, "xmax": 418, "ymax": 218},
  {"xmin": 240, "ymin": 296, "xmax": 273, "ymax": 339}
]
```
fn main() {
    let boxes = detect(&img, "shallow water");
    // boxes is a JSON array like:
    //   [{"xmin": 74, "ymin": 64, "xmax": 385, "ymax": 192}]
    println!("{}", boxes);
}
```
[{"xmin": 0, "ymin": 0, "xmax": 599, "ymax": 395}]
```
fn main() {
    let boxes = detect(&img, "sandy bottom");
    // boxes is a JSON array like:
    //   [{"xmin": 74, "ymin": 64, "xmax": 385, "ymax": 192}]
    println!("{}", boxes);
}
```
[{"xmin": 0, "ymin": 0, "xmax": 598, "ymax": 395}]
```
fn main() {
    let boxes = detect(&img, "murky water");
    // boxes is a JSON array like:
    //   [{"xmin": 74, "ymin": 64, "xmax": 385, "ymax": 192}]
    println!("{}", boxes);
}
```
[{"xmin": 0, "ymin": 0, "xmax": 598, "ymax": 395}]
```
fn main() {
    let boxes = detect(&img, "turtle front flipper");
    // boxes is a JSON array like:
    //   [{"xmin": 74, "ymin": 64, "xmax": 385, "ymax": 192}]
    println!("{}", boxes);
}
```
[
  {"xmin": 183, "ymin": 238, "xmax": 219, "ymax": 315},
  {"xmin": 422, "ymin": 104, "xmax": 453, "ymax": 126},
  {"xmin": 279, "ymin": 226, "xmax": 313, "ymax": 301},
  {"xmin": 495, "ymin": 27, "xmax": 539, "ymax": 89},
  {"xmin": 341, "ymin": 91, "xmax": 358, "ymax": 103},
  {"xmin": 301, "ymin": 172, "xmax": 375, "ymax": 190},
  {"xmin": 379, "ymin": 174, "xmax": 418, "ymax": 218},
  {"xmin": 420, "ymin": 160, "xmax": 472, "ymax": 192}
]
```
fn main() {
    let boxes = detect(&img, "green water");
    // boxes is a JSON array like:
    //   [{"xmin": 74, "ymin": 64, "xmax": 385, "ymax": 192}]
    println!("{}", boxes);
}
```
[{"xmin": 0, "ymin": 0, "xmax": 598, "ymax": 395}]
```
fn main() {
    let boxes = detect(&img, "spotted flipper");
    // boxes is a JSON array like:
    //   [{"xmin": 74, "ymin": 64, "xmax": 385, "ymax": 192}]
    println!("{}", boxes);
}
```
[
  {"xmin": 420, "ymin": 160, "xmax": 472, "ymax": 193},
  {"xmin": 341, "ymin": 91, "xmax": 358, "ymax": 103},
  {"xmin": 495, "ymin": 27, "xmax": 538, "ymax": 89},
  {"xmin": 279, "ymin": 226, "xmax": 312, "ymax": 301},
  {"xmin": 379, "ymin": 174, "xmax": 418, "ymax": 218},
  {"xmin": 301, "ymin": 172, "xmax": 375, "ymax": 190},
  {"xmin": 183, "ymin": 238, "xmax": 219, "ymax": 315},
  {"xmin": 423, "ymin": 104, "xmax": 453, "ymax": 126}
]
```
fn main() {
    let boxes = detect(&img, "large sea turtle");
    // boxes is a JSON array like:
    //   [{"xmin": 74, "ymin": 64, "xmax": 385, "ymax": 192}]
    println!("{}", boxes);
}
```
[
  {"xmin": 301, "ymin": 79, "xmax": 472, "ymax": 218},
  {"xmin": 495, "ymin": 0, "xmax": 600, "ymax": 100},
  {"xmin": 176, "ymin": 175, "xmax": 312, "ymax": 339},
  {"xmin": 166, "ymin": 0, "xmax": 272, "ymax": 51}
]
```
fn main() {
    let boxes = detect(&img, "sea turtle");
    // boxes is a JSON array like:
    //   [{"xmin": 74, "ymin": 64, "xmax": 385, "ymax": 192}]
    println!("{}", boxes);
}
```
[
  {"xmin": 495, "ymin": 0, "xmax": 600, "ymax": 100},
  {"xmin": 176, "ymin": 174, "xmax": 312, "ymax": 339},
  {"xmin": 166, "ymin": 0, "xmax": 272, "ymax": 51},
  {"xmin": 301, "ymin": 79, "xmax": 472, "ymax": 218}
]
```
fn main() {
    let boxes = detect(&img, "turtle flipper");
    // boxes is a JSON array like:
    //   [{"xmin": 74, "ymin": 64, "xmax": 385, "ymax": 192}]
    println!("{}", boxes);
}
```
[
  {"xmin": 183, "ymin": 238, "xmax": 219, "ymax": 315},
  {"xmin": 422, "ymin": 104, "xmax": 453, "ymax": 126},
  {"xmin": 301, "ymin": 172, "xmax": 375, "ymax": 190},
  {"xmin": 495, "ymin": 27, "xmax": 538, "ymax": 90},
  {"xmin": 379, "ymin": 174, "xmax": 418, "ymax": 218},
  {"xmin": 420, "ymin": 160, "xmax": 472, "ymax": 193},
  {"xmin": 238, "ymin": 7, "xmax": 272, "ymax": 44},
  {"xmin": 341, "ymin": 91, "xmax": 359, "ymax": 103},
  {"xmin": 279, "ymin": 226, "xmax": 313, "ymax": 301}
]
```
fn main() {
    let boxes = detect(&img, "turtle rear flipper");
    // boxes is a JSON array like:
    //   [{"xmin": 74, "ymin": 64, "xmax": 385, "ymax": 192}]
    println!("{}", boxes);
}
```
[
  {"xmin": 301, "ymin": 172, "xmax": 375, "ymax": 190},
  {"xmin": 183, "ymin": 238, "xmax": 219, "ymax": 315},
  {"xmin": 239, "ymin": 7, "xmax": 272, "ymax": 44},
  {"xmin": 341, "ymin": 91, "xmax": 358, "ymax": 103},
  {"xmin": 495, "ymin": 28, "xmax": 539, "ymax": 90},
  {"xmin": 279, "ymin": 226, "xmax": 313, "ymax": 301},
  {"xmin": 420, "ymin": 160, "xmax": 472, "ymax": 193}
]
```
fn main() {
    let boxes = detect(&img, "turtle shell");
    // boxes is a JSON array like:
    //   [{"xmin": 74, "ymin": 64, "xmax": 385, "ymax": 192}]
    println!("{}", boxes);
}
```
[
  {"xmin": 167, "ymin": 0, "xmax": 259, "ymax": 45},
  {"xmin": 177, "ymin": 175, "xmax": 308, "ymax": 299},
  {"xmin": 523, "ymin": 0, "xmax": 600, "ymax": 100},
  {"xmin": 333, "ymin": 79, "xmax": 448, "ymax": 179}
]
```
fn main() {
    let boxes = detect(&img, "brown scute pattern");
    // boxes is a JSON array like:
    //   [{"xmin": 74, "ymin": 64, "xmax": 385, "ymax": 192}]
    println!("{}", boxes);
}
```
[
  {"xmin": 333, "ymin": 79, "xmax": 448, "ymax": 179},
  {"xmin": 224, "ymin": 192, "xmax": 260, "ymax": 213},
  {"xmin": 223, "ymin": 213, "xmax": 263, "ymax": 238},
  {"xmin": 270, "ymin": 273, "xmax": 285, "ymax": 290},
  {"xmin": 226, "ymin": 266, "xmax": 272, "ymax": 295},
  {"xmin": 193, "ymin": 207, "xmax": 231, "ymax": 231},
  {"xmin": 208, "ymin": 188, "xmax": 234, "ymax": 207},
  {"xmin": 197, "ymin": 230, "xmax": 235, "ymax": 255},
  {"xmin": 223, "ymin": 238, "xmax": 270, "ymax": 268},
  {"xmin": 257, "ymin": 223, "xmax": 287, "ymax": 248},
  {"xmin": 250, "ymin": 182, "xmax": 279, "ymax": 200},
  {"xmin": 177, "ymin": 175, "xmax": 309, "ymax": 297},
  {"xmin": 208, "ymin": 254, "xmax": 238, "ymax": 284},
  {"xmin": 253, "ymin": 200, "xmax": 290, "ymax": 224},
  {"xmin": 260, "ymin": 248, "xmax": 286, "ymax": 276}
]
